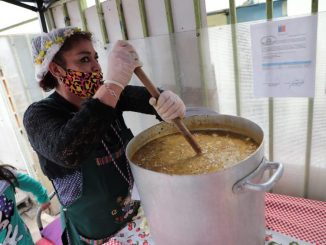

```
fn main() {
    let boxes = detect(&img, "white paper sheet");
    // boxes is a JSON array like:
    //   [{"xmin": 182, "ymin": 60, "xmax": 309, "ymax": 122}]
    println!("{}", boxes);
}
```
[{"xmin": 251, "ymin": 15, "xmax": 317, "ymax": 97}]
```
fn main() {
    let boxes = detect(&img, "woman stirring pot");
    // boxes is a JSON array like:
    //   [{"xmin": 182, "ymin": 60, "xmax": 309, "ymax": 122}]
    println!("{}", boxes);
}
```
[{"xmin": 23, "ymin": 27, "xmax": 185, "ymax": 244}]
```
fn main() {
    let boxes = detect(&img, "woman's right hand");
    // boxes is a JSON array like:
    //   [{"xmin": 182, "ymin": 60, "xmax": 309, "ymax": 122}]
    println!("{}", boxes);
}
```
[{"xmin": 106, "ymin": 40, "xmax": 142, "ymax": 88}]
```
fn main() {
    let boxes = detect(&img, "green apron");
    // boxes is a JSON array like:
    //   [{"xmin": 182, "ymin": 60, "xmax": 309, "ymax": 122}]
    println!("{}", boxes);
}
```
[{"xmin": 60, "ymin": 123, "xmax": 139, "ymax": 245}]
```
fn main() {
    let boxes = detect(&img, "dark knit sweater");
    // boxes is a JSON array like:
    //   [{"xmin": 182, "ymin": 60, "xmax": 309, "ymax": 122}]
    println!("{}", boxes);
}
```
[{"xmin": 23, "ymin": 85, "xmax": 160, "ymax": 180}]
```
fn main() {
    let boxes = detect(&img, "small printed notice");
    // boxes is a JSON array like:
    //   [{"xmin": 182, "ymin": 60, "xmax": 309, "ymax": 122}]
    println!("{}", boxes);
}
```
[{"xmin": 251, "ymin": 15, "xmax": 317, "ymax": 97}]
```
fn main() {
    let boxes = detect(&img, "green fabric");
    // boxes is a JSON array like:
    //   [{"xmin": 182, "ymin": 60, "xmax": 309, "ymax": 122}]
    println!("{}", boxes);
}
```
[
  {"xmin": 0, "ymin": 172, "xmax": 49, "ymax": 245},
  {"xmin": 62, "ymin": 128, "xmax": 139, "ymax": 244},
  {"xmin": 16, "ymin": 173, "xmax": 50, "ymax": 204}
]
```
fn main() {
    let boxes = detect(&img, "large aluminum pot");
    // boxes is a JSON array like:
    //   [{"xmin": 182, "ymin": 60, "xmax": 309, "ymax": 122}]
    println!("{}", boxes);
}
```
[{"xmin": 126, "ymin": 114, "xmax": 283, "ymax": 245}]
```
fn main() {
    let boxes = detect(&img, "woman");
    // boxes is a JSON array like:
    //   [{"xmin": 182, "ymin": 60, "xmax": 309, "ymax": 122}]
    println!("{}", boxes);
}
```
[
  {"xmin": 23, "ymin": 27, "xmax": 185, "ymax": 244},
  {"xmin": 0, "ymin": 163, "xmax": 50, "ymax": 245}
]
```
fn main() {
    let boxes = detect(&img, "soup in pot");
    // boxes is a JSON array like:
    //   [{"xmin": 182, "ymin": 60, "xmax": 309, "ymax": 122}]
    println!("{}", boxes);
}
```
[{"xmin": 131, "ymin": 130, "xmax": 259, "ymax": 175}]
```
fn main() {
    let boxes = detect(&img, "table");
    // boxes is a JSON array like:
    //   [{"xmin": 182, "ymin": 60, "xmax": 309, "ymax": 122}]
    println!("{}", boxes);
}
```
[
  {"xmin": 265, "ymin": 193, "xmax": 325, "ymax": 245},
  {"xmin": 105, "ymin": 193, "xmax": 326, "ymax": 245}
]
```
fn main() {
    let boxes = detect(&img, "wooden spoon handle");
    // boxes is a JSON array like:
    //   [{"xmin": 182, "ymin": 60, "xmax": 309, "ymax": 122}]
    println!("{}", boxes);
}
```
[
  {"xmin": 171, "ymin": 118, "xmax": 202, "ymax": 154},
  {"xmin": 134, "ymin": 67, "xmax": 160, "ymax": 98},
  {"xmin": 134, "ymin": 67, "xmax": 202, "ymax": 154}
]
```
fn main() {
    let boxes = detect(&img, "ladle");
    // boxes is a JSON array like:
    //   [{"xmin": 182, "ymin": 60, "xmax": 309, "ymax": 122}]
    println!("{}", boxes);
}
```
[{"xmin": 134, "ymin": 67, "xmax": 202, "ymax": 154}]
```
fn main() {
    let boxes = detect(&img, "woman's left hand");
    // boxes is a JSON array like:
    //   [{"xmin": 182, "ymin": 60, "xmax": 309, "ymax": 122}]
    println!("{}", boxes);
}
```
[{"xmin": 149, "ymin": 91, "xmax": 186, "ymax": 123}]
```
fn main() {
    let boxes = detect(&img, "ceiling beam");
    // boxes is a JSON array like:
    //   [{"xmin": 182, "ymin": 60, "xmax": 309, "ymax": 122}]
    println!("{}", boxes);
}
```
[{"xmin": 1, "ymin": 0, "xmax": 38, "ymax": 11}]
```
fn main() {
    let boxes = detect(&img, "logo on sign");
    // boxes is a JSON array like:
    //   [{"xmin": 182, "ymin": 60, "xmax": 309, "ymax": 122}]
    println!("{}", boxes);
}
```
[{"xmin": 278, "ymin": 25, "xmax": 286, "ymax": 32}]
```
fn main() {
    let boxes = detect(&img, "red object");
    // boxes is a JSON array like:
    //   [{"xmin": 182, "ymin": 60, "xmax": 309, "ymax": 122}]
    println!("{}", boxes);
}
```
[
  {"xmin": 265, "ymin": 193, "xmax": 326, "ymax": 245},
  {"xmin": 39, "ymin": 217, "xmax": 63, "ymax": 245},
  {"xmin": 35, "ymin": 238, "xmax": 55, "ymax": 245}
]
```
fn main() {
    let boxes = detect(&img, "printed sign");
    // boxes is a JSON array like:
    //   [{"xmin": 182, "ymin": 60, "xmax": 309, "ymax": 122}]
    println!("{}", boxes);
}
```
[{"xmin": 251, "ymin": 15, "xmax": 317, "ymax": 97}]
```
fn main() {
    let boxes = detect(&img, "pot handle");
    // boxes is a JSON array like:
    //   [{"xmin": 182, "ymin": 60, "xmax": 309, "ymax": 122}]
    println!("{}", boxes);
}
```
[{"xmin": 232, "ymin": 158, "xmax": 284, "ymax": 194}]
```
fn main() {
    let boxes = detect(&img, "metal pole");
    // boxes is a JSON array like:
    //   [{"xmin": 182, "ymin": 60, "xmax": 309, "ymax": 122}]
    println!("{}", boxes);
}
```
[
  {"xmin": 311, "ymin": 0, "xmax": 318, "ymax": 12},
  {"xmin": 266, "ymin": 0, "xmax": 273, "ymax": 19},
  {"xmin": 266, "ymin": 1, "xmax": 273, "ymax": 159},
  {"xmin": 266, "ymin": 0, "xmax": 275, "ymax": 189},
  {"xmin": 36, "ymin": 0, "xmax": 48, "ymax": 32},
  {"xmin": 194, "ymin": 0, "xmax": 209, "ymax": 107},
  {"xmin": 1, "ymin": 0, "xmax": 37, "ymax": 11},
  {"xmin": 229, "ymin": 0, "xmax": 241, "ymax": 116},
  {"xmin": 138, "ymin": 0, "xmax": 149, "ymax": 37},
  {"xmin": 303, "ymin": 0, "xmax": 318, "ymax": 198},
  {"xmin": 116, "ymin": 0, "xmax": 128, "ymax": 40},
  {"xmin": 78, "ymin": 0, "xmax": 88, "ymax": 31},
  {"xmin": 62, "ymin": 2, "xmax": 71, "ymax": 27},
  {"xmin": 164, "ymin": 0, "xmax": 175, "ymax": 34},
  {"xmin": 163, "ymin": 0, "xmax": 182, "ymax": 96},
  {"xmin": 96, "ymin": 0, "xmax": 109, "ymax": 43}
]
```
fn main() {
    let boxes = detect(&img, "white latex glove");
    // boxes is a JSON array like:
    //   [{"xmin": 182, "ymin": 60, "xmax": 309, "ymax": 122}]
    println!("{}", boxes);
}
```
[
  {"xmin": 149, "ymin": 91, "xmax": 186, "ymax": 123},
  {"xmin": 106, "ymin": 40, "xmax": 142, "ymax": 88}
]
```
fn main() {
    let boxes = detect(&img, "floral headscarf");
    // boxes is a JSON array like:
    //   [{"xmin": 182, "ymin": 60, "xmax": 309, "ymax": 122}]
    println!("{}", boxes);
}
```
[{"xmin": 31, "ymin": 27, "xmax": 89, "ymax": 82}]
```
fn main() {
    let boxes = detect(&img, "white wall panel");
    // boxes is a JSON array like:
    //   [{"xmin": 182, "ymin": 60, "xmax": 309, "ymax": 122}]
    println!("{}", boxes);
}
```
[
  {"xmin": 102, "ymin": 0, "xmax": 123, "ymax": 42},
  {"xmin": 0, "ymin": 37, "xmax": 30, "ymax": 172},
  {"xmin": 0, "ymin": 90, "xmax": 26, "ymax": 171},
  {"xmin": 51, "ymin": 5, "xmax": 66, "ymax": 28},
  {"xmin": 67, "ymin": 0, "xmax": 84, "ymax": 29},
  {"xmin": 170, "ymin": 0, "xmax": 196, "ymax": 32},
  {"xmin": 122, "ymin": 0, "xmax": 144, "ymax": 39},
  {"xmin": 144, "ymin": 37, "xmax": 177, "ymax": 90},
  {"xmin": 85, "ymin": 5, "xmax": 105, "ymax": 44},
  {"xmin": 168, "ymin": 0, "xmax": 207, "ymax": 106},
  {"xmin": 144, "ymin": 0, "xmax": 169, "ymax": 36},
  {"xmin": 174, "ymin": 31, "xmax": 203, "ymax": 107}
]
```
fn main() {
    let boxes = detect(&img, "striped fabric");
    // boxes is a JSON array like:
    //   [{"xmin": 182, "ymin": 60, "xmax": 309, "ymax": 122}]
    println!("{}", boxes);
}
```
[{"xmin": 79, "ymin": 234, "xmax": 114, "ymax": 245}]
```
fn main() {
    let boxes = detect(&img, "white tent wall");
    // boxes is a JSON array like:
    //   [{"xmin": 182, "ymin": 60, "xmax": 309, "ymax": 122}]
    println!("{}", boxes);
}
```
[
  {"xmin": 0, "ymin": 34, "xmax": 62, "ymax": 214},
  {"xmin": 0, "ymin": 36, "xmax": 35, "ymax": 174},
  {"xmin": 0, "ymin": 80, "xmax": 26, "ymax": 172},
  {"xmin": 144, "ymin": 0, "xmax": 170, "ymax": 36},
  {"xmin": 121, "ymin": 0, "xmax": 145, "ymax": 40},
  {"xmin": 51, "ymin": 4, "xmax": 66, "ymax": 28},
  {"xmin": 84, "ymin": 5, "xmax": 106, "ymax": 44},
  {"xmin": 66, "ymin": 1, "xmax": 86, "ymax": 29},
  {"xmin": 102, "ymin": 0, "xmax": 125, "ymax": 42}
]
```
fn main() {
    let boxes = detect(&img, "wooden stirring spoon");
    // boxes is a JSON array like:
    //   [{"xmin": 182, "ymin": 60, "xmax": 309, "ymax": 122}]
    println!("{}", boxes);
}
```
[{"xmin": 134, "ymin": 67, "xmax": 202, "ymax": 155}]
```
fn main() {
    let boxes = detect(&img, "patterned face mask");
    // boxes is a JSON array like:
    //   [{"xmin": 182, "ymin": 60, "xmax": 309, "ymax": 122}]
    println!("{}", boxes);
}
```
[{"xmin": 60, "ymin": 69, "xmax": 104, "ymax": 98}]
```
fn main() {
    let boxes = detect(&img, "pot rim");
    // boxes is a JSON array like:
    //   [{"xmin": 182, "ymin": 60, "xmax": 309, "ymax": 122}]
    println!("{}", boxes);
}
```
[{"xmin": 126, "ymin": 114, "xmax": 265, "ymax": 176}]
